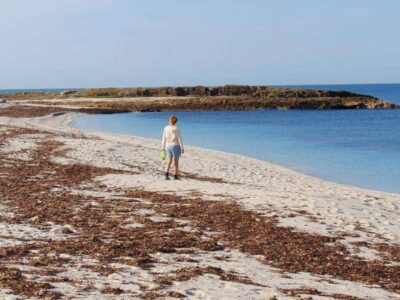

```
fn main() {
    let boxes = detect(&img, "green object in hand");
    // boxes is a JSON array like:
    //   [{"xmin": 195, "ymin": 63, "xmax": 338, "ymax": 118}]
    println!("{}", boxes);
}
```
[{"xmin": 160, "ymin": 150, "xmax": 166, "ymax": 160}]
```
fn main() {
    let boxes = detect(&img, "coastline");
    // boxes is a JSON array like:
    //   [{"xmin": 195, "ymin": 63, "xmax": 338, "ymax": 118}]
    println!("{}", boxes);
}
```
[
  {"xmin": 0, "ymin": 106, "xmax": 399, "ymax": 299},
  {"xmin": 73, "ymin": 109, "xmax": 400, "ymax": 194},
  {"xmin": 13, "ymin": 108, "xmax": 400, "ymax": 196},
  {"xmin": 2, "ymin": 85, "xmax": 399, "ymax": 112}
]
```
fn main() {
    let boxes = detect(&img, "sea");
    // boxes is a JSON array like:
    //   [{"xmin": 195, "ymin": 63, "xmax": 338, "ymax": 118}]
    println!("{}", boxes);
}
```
[
  {"xmin": 0, "ymin": 88, "xmax": 80, "ymax": 94},
  {"xmin": 2, "ymin": 84, "xmax": 399, "ymax": 193}
]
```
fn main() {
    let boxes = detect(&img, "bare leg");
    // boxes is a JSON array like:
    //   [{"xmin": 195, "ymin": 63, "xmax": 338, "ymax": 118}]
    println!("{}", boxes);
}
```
[
  {"xmin": 173, "ymin": 157, "xmax": 179, "ymax": 176},
  {"xmin": 165, "ymin": 156, "xmax": 172, "ymax": 175}
]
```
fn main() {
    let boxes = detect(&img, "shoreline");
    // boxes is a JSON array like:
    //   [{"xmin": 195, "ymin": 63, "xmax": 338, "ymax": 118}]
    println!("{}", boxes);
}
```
[
  {"xmin": 0, "ymin": 106, "xmax": 399, "ymax": 299},
  {"xmin": 3, "ymin": 108, "xmax": 400, "ymax": 212},
  {"xmin": 3, "ymin": 109, "xmax": 400, "ymax": 232},
  {"xmin": 73, "ymin": 111, "xmax": 400, "ymax": 195},
  {"xmin": 12, "ymin": 109, "xmax": 399, "ymax": 196}
]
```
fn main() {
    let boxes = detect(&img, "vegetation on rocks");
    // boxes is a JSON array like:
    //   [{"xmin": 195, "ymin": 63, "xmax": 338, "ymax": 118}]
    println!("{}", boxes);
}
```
[{"xmin": 2, "ymin": 85, "xmax": 398, "ymax": 112}]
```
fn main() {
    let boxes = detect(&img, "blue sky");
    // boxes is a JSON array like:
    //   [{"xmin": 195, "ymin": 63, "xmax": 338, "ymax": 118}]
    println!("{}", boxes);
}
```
[{"xmin": 1, "ymin": 0, "xmax": 399, "ymax": 88}]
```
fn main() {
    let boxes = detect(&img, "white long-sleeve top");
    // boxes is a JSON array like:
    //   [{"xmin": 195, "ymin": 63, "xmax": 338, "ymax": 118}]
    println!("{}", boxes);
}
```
[{"xmin": 162, "ymin": 125, "xmax": 184, "ymax": 150}]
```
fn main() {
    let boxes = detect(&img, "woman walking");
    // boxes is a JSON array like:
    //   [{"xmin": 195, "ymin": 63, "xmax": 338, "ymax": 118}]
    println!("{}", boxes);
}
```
[{"xmin": 162, "ymin": 115, "xmax": 184, "ymax": 180}]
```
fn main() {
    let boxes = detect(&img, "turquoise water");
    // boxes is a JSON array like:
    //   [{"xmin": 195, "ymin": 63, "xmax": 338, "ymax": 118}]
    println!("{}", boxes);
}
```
[{"xmin": 74, "ymin": 83, "xmax": 400, "ymax": 194}]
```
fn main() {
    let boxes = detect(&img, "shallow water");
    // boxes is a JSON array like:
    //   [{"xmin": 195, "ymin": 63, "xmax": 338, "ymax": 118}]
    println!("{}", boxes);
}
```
[{"xmin": 75, "ymin": 108, "xmax": 400, "ymax": 194}]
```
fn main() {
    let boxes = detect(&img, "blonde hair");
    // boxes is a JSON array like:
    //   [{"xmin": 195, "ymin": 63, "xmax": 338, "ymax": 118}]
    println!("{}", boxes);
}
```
[{"xmin": 169, "ymin": 115, "xmax": 178, "ymax": 125}]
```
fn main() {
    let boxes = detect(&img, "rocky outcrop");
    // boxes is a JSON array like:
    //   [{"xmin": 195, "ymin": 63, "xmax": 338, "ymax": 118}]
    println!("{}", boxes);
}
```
[
  {"xmin": 2, "ymin": 85, "xmax": 398, "ymax": 111},
  {"xmin": 56, "ymin": 85, "xmax": 384, "ymax": 99},
  {"xmin": 131, "ymin": 95, "xmax": 397, "ymax": 112}
]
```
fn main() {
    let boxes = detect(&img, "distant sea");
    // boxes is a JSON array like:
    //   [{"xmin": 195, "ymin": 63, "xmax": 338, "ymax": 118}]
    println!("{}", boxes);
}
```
[
  {"xmin": 0, "ymin": 88, "xmax": 81, "ymax": 95},
  {"xmin": 73, "ymin": 83, "xmax": 400, "ymax": 193}
]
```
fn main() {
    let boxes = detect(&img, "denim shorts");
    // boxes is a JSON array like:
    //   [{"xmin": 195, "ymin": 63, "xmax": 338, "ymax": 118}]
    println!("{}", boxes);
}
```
[{"xmin": 166, "ymin": 144, "xmax": 181, "ymax": 158}]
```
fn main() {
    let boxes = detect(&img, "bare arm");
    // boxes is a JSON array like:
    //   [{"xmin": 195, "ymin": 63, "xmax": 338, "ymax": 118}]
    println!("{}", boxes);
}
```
[
  {"xmin": 161, "ymin": 128, "xmax": 166, "ymax": 150},
  {"xmin": 177, "ymin": 128, "xmax": 184, "ymax": 152}
]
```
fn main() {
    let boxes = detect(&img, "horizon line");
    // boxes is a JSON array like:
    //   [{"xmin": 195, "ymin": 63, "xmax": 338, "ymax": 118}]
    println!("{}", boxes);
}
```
[{"xmin": 1, "ymin": 82, "xmax": 400, "ymax": 91}]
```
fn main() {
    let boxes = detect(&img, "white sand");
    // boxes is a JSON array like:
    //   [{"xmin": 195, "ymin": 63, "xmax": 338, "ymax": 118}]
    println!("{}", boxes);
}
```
[{"xmin": 0, "ymin": 110, "xmax": 399, "ymax": 299}]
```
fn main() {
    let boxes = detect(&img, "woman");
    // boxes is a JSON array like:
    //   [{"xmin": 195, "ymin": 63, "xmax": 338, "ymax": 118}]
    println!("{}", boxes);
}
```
[{"xmin": 161, "ymin": 115, "xmax": 184, "ymax": 180}]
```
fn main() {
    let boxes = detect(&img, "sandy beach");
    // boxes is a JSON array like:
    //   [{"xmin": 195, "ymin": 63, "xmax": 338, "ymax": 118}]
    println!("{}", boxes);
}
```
[{"xmin": 0, "ymin": 104, "xmax": 399, "ymax": 299}]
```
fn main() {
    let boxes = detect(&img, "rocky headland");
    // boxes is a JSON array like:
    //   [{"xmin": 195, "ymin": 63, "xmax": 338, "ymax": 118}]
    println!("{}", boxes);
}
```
[{"xmin": 2, "ymin": 85, "xmax": 398, "ymax": 112}]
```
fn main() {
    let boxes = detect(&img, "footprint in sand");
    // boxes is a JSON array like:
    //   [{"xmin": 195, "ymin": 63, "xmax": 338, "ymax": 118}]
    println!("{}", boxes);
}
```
[
  {"xmin": 382, "ymin": 203, "xmax": 397, "ymax": 212},
  {"xmin": 185, "ymin": 288, "xmax": 205, "ymax": 297},
  {"xmin": 383, "ymin": 233, "xmax": 396, "ymax": 240},
  {"xmin": 344, "ymin": 224, "xmax": 355, "ymax": 231}
]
